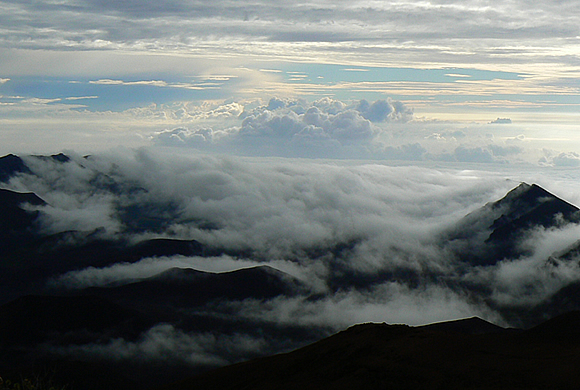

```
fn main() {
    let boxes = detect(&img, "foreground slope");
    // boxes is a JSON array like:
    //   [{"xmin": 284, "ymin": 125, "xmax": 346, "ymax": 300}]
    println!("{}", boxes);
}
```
[{"xmin": 161, "ymin": 312, "xmax": 580, "ymax": 390}]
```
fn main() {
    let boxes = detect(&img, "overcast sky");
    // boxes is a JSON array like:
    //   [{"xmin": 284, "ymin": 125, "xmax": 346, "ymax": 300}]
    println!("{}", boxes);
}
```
[{"xmin": 0, "ymin": 0, "xmax": 579, "ymax": 155}]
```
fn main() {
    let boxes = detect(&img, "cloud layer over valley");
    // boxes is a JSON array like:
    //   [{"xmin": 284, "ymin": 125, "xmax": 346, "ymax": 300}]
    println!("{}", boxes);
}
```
[{"xmin": 4, "ymin": 149, "xmax": 580, "ymax": 377}]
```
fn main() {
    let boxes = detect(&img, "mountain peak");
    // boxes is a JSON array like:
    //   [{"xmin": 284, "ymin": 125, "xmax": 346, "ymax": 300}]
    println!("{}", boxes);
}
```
[
  {"xmin": 493, "ymin": 182, "xmax": 561, "ymax": 210},
  {"xmin": 451, "ymin": 183, "xmax": 580, "ymax": 265},
  {"xmin": 0, "ymin": 154, "xmax": 30, "ymax": 182},
  {"xmin": 420, "ymin": 316, "xmax": 507, "ymax": 335},
  {"xmin": 489, "ymin": 183, "xmax": 579, "ymax": 238}
]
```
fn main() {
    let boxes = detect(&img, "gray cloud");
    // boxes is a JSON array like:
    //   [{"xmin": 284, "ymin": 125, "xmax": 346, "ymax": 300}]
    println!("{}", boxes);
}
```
[
  {"xmin": 8, "ymin": 148, "xmax": 580, "ymax": 331},
  {"xmin": 1, "ymin": 0, "xmax": 579, "ymax": 71},
  {"xmin": 47, "ymin": 324, "xmax": 267, "ymax": 367},
  {"xmin": 224, "ymin": 282, "xmax": 503, "ymax": 328}
]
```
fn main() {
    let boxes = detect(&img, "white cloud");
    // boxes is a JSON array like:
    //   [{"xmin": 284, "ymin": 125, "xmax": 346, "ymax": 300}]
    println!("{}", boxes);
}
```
[
  {"xmin": 226, "ymin": 282, "xmax": 502, "ymax": 328},
  {"xmin": 9, "ymin": 147, "xmax": 580, "ymax": 329},
  {"xmin": 151, "ymin": 97, "xmax": 417, "ymax": 158}
]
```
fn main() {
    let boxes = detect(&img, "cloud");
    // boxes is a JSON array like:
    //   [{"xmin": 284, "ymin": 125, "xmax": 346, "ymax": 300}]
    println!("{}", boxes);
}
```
[
  {"xmin": 2, "ymin": 0, "xmax": 580, "ymax": 123},
  {"xmin": 151, "ymin": 97, "xmax": 414, "ymax": 158},
  {"xmin": 89, "ymin": 78, "xmax": 221, "ymax": 90},
  {"xmin": 9, "ymin": 147, "xmax": 580, "ymax": 331},
  {"xmin": 357, "ymin": 99, "xmax": 414, "ymax": 123},
  {"xmin": 461, "ymin": 223, "xmax": 580, "ymax": 307},
  {"xmin": 49, "ymin": 254, "xmax": 319, "ymax": 290},
  {"xmin": 552, "ymin": 152, "xmax": 580, "ymax": 167},
  {"xmin": 224, "ymin": 282, "xmax": 502, "ymax": 328},
  {"xmin": 2, "ymin": 0, "xmax": 577, "ymax": 68},
  {"xmin": 490, "ymin": 118, "xmax": 512, "ymax": 124},
  {"xmin": 47, "ymin": 324, "xmax": 267, "ymax": 367}
]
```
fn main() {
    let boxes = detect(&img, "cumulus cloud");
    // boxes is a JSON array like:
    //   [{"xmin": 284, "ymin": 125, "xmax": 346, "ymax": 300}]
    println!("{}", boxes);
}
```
[
  {"xmin": 151, "ymin": 97, "xmax": 417, "ymax": 158},
  {"xmin": 144, "ymin": 97, "xmax": 571, "ymax": 165},
  {"xmin": 552, "ymin": 152, "xmax": 580, "ymax": 167}
]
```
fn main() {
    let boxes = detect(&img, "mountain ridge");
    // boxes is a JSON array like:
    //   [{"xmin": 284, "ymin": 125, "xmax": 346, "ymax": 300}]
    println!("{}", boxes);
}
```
[
  {"xmin": 449, "ymin": 182, "xmax": 580, "ymax": 265},
  {"xmin": 159, "ymin": 311, "xmax": 580, "ymax": 390}
]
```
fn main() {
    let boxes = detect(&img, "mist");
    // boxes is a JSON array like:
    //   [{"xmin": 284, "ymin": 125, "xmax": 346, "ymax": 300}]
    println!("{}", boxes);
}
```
[{"xmin": 5, "ymin": 146, "xmax": 580, "ymax": 372}]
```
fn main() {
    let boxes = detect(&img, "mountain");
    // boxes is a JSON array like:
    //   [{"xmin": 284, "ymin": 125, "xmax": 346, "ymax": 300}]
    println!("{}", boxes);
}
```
[
  {"xmin": 486, "ymin": 183, "xmax": 580, "ymax": 244},
  {"xmin": 161, "ymin": 312, "xmax": 580, "ymax": 390},
  {"xmin": 449, "ymin": 182, "xmax": 580, "ymax": 265},
  {"xmin": 4, "ymin": 154, "xmax": 580, "ymax": 389},
  {"xmin": 0, "ymin": 266, "xmax": 319, "ymax": 389},
  {"xmin": 0, "ymin": 295, "xmax": 153, "ymax": 347},
  {"xmin": 0, "ymin": 153, "xmax": 71, "ymax": 183},
  {"xmin": 77, "ymin": 265, "xmax": 309, "ymax": 330},
  {"xmin": 418, "ymin": 316, "xmax": 509, "ymax": 335},
  {"xmin": 0, "ymin": 154, "xmax": 31, "ymax": 182},
  {"xmin": 0, "ymin": 188, "xmax": 45, "ymax": 256}
]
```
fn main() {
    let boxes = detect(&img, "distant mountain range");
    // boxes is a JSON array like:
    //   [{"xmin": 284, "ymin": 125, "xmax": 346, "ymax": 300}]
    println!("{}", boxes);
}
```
[{"xmin": 3, "ymin": 153, "xmax": 580, "ymax": 389}]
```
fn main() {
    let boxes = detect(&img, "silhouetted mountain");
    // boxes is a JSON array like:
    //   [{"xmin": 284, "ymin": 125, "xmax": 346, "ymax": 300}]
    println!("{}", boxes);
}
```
[
  {"xmin": 81, "ymin": 266, "xmax": 308, "ymax": 329},
  {"xmin": 487, "ymin": 183, "xmax": 580, "ymax": 243},
  {"xmin": 524, "ymin": 310, "xmax": 580, "ymax": 341},
  {"xmin": 0, "ymin": 154, "xmax": 31, "ymax": 182},
  {"xmin": 0, "ymin": 188, "xmax": 45, "ymax": 256},
  {"xmin": 162, "ymin": 313, "xmax": 580, "ymax": 390},
  {"xmin": 0, "ymin": 295, "xmax": 153, "ymax": 347},
  {"xmin": 0, "ymin": 153, "xmax": 72, "ymax": 183},
  {"xmin": 450, "ymin": 182, "xmax": 580, "ymax": 265},
  {"xmin": 0, "ymin": 295, "xmax": 154, "ymax": 390},
  {"xmin": 32, "ymin": 153, "xmax": 71, "ymax": 163},
  {"xmin": 419, "ymin": 316, "xmax": 509, "ymax": 335}
]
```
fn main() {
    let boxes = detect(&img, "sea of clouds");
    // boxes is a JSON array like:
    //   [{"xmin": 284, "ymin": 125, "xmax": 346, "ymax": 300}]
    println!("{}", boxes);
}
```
[{"xmin": 5, "ymin": 98, "xmax": 580, "ymax": 368}]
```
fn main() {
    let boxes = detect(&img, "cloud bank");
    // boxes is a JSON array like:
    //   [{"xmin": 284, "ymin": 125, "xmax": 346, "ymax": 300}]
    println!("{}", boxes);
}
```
[
  {"xmin": 147, "ymin": 97, "xmax": 572, "ymax": 164},
  {"xmin": 151, "ymin": 97, "xmax": 414, "ymax": 159},
  {"xmin": 7, "ymin": 148, "xmax": 580, "ymax": 322},
  {"xmin": 5, "ymin": 147, "xmax": 580, "ymax": 370}
]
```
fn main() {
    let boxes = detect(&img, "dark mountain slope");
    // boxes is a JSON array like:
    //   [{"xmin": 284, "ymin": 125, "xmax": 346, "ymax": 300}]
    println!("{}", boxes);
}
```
[
  {"xmin": 450, "ymin": 182, "xmax": 580, "ymax": 265},
  {"xmin": 525, "ymin": 310, "xmax": 580, "ymax": 341},
  {"xmin": 0, "ymin": 188, "xmax": 45, "ymax": 230},
  {"xmin": 162, "ymin": 312, "xmax": 580, "ymax": 390},
  {"xmin": 82, "ymin": 266, "xmax": 307, "ymax": 320},
  {"xmin": 0, "ymin": 154, "xmax": 31, "ymax": 182},
  {"xmin": 487, "ymin": 183, "xmax": 580, "ymax": 244},
  {"xmin": 0, "ymin": 188, "xmax": 45, "ymax": 256},
  {"xmin": 0, "ymin": 295, "xmax": 153, "ymax": 347},
  {"xmin": 419, "ymin": 316, "xmax": 509, "ymax": 335}
]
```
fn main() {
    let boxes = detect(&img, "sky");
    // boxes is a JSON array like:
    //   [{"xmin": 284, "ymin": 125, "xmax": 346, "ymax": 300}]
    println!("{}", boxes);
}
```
[{"xmin": 1, "ymin": 0, "xmax": 580, "ymax": 159}]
